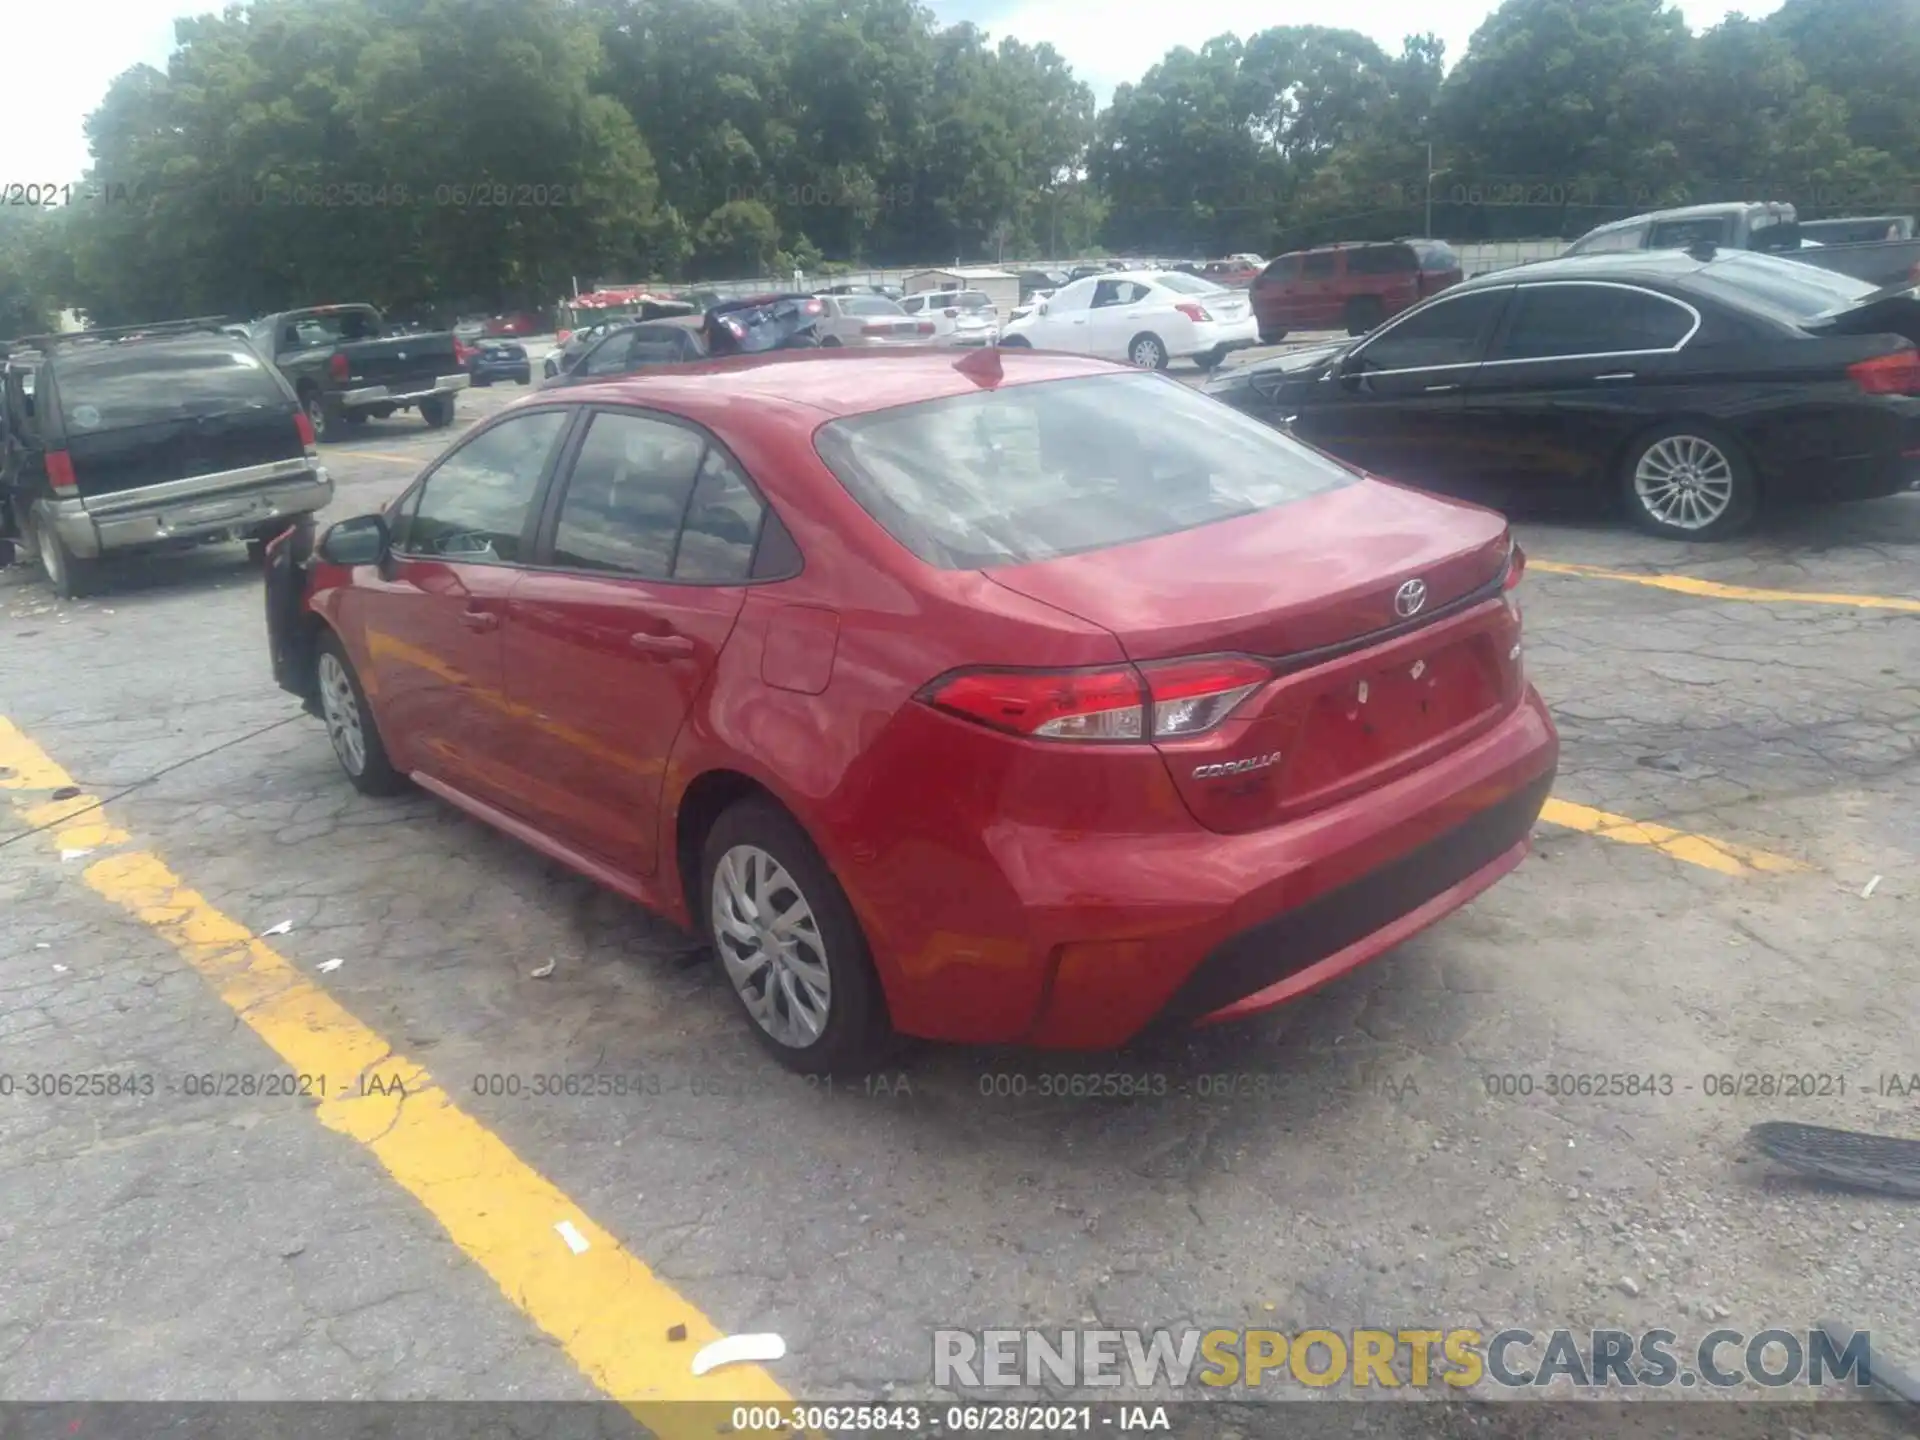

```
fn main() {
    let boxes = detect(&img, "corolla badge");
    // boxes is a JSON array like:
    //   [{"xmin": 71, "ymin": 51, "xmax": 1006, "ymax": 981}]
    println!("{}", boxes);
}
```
[
  {"xmin": 1192, "ymin": 752, "xmax": 1281, "ymax": 780},
  {"xmin": 1394, "ymin": 578, "xmax": 1428, "ymax": 618}
]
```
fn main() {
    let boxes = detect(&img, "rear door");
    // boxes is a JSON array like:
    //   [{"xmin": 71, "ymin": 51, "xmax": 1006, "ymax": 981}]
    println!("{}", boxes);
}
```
[
  {"xmin": 1296, "ymin": 251, "xmax": 1340, "ymax": 328},
  {"xmin": 500, "ymin": 409, "xmax": 761, "ymax": 873},
  {"xmin": 1290, "ymin": 286, "xmax": 1512, "ymax": 492},
  {"xmin": 1460, "ymin": 281, "xmax": 1701, "ymax": 502},
  {"xmin": 54, "ymin": 339, "xmax": 305, "ymax": 498}
]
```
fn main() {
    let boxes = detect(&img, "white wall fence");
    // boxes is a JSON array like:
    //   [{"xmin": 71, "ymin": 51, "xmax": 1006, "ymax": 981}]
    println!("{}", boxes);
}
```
[{"xmin": 624, "ymin": 238, "xmax": 1570, "ymax": 300}]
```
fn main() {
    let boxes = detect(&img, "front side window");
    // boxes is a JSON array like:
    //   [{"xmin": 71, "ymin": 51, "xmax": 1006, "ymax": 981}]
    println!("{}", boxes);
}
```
[
  {"xmin": 550, "ymin": 412, "xmax": 706, "ymax": 579},
  {"xmin": 815, "ymin": 371, "xmax": 1355, "ymax": 570},
  {"xmin": 1351, "ymin": 289, "xmax": 1509, "ymax": 372},
  {"xmin": 1493, "ymin": 284, "xmax": 1695, "ymax": 360},
  {"xmin": 397, "ymin": 409, "xmax": 570, "ymax": 563}
]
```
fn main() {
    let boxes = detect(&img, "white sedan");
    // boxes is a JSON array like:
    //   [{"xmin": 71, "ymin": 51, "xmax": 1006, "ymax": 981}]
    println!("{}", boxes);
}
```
[{"xmin": 997, "ymin": 270, "xmax": 1259, "ymax": 370}]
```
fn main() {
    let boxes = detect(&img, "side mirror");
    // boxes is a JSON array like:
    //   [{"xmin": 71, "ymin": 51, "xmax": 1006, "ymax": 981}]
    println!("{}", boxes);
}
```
[{"xmin": 317, "ymin": 513, "xmax": 389, "ymax": 566}]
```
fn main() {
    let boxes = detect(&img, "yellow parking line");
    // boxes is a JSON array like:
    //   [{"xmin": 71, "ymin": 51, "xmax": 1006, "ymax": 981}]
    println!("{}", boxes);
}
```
[
  {"xmin": 336, "ymin": 450, "xmax": 423, "ymax": 466},
  {"xmin": 1538, "ymin": 796, "xmax": 1809, "ymax": 877},
  {"xmin": 0, "ymin": 715, "xmax": 792, "ymax": 1432},
  {"xmin": 1529, "ymin": 559, "xmax": 1920, "ymax": 613}
]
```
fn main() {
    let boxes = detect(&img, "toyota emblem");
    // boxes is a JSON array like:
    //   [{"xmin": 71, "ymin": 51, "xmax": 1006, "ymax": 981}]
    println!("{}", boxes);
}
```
[{"xmin": 1394, "ymin": 578, "xmax": 1428, "ymax": 618}]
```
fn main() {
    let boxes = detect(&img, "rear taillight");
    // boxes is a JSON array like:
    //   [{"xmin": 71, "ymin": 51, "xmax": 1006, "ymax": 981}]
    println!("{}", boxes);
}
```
[
  {"xmin": 917, "ymin": 321, "xmax": 935, "ymax": 336},
  {"xmin": 293, "ymin": 409, "xmax": 317, "ymax": 448},
  {"xmin": 921, "ymin": 656, "xmax": 1271, "ymax": 743},
  {"xmin": 1138, "ymin": 656, "xmax": 1271, "ymax": 738},
  {"xmin": 1503, "ymin": 541, "xmax": 1526, "ymax": 590},
  {"xmin": 453, "ymin": 339, "xmax": 472, "ymax": 364},
  {"xmin": 45, "ymin": 450, "xmax": 78, "ymax": 498},
  {"xmin": 1175, "ymin": 302, "xmax": 1213, "ymax": 323},
  {"xmin": 1849, "ymin": 349, "xmax": 1920, "ymax": 395},
  {"xmin": 328, "ymin": 352, "xmax": 349, "ymax": 381}
]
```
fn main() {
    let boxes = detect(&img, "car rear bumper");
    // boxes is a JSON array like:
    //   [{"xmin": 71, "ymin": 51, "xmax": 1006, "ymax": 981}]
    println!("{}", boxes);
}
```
[
  {"xmin": 1183, "ymin": 317, "xmax": 1259, "ymax": 356},
  {"xmin": 46, "ymin": 459, "xmax": 333, "ymax": 558},
  {"xmin": 888, "ymin": 687, "xmax": 1556, "ymax": 1049},
  {"xmin": 340, "ymin": 373, "xmax": 470, "ymax": 408}
]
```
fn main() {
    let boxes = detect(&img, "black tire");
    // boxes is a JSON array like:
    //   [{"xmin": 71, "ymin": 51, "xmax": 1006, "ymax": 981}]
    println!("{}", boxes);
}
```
[
  {"xmin": 314, "ymin": 630, "xmax": 408, "ymax": 796},
  {"xmin": 245, "ymin": 538, "xmax": 267, "ymax": 565},
  {"xmin": 1196, "ymin": 347, "xmax": 1226, "ymax": 373},
  {"xmin": 1345, "ymin": 296, "xmax": 1386, "ymax": 336},
  {"xmin": 1258, "ymin": 328, "xmax": 1288, "ymax": 345},
  {"xmin": 1127, "ymin": 332, "xmax": 1169, "ymax": 370},
  {"xmin": 29, "ymin": 508, "xmax": 101, "ymax": 600},
  {"xmin": 820, "ymin": 336, "xmax": 843, "ymax": 348},
  {"xmin": 1619, "ymin": 422, "xmax": 1758, "ymax": 541},
  {"xmin": 419, "ymin": 394, "xmax": 455, "ymax": 429},
  {"xmin": 301, "ymin": 388, "xmax": 343, "ymax": 444},
  {"xmin": 342, "ymin": 411, "xmax": 369, "ymax": 427},
  {"xmin": 473, "ymin": 373, "xmax": 493, "ymax": 388},
  {"xmin": 997, "ymin": 334, "xmax": 1031, "ymax": 348},
  {"xmin": 700, "ymin": 798, "xmax": 893, "ymax": 1075}
]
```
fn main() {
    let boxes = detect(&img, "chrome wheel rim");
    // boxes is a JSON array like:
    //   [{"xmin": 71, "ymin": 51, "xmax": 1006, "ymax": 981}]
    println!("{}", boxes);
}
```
[
  {"xmin": 305, "ymin": 395, "xmax": 327, "ymax": 441},
  {"xmin": 1634, "ymin": 435, "xmax": 1734, "ymax": 530},
  {"xmin": 711, "ymin": 844, "xmax": 831, "ymax": 1049},
  {"xmin": 1130, "ymin": 337, "xmax": 1162, "ymax": 367},
  {"xmin": 317, "ymin": 652, "xmax": 367, "ymax": 775}
]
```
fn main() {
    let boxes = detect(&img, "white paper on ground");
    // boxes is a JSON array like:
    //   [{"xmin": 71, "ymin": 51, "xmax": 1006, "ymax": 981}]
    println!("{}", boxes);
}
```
[
  {"xmin": 691, "ymin": 1332, "xmax": 787, "ymax": 1376},
  {"xmin": 555, "ymin": 1220, "xmax": 590, "ymax": 1255}
]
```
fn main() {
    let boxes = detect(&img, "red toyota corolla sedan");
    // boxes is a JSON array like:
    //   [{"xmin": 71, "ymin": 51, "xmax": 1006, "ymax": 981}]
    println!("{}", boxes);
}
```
[{"xmin": 263, "ymin": 347, "xmax": 1557, "ymax": 1072}]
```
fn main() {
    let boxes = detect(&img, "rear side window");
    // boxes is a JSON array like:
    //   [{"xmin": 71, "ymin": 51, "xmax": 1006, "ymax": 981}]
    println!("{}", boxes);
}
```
[
  {"xmin": 1493, "ymin": 284, "xmax": 1695, "ymax": 359},
  {"xmin": 1346, "ymin": 246, "xmax": 1416, "ymax": 275},
  {"xmin": 1412, "ymin": 240, "xmax": 1460, "ymax": 271},
  {"xmin": 548, "ymin": 412, "xmax": 767, "ymax": 584},
  {"xmin": 1302, "ymin": 252, "xmax": 1338, "ymax": 278},
  {"xmin": 814, "ymin": 372, "xmax": 1355, "ymax": 570},
  {"xmin": 55, "ymin": 344, "xmax": 290, "ymax": 432},
  {"xmin": 1568, "ymin": 225, "xmax": 1647, "ymax": 255}
]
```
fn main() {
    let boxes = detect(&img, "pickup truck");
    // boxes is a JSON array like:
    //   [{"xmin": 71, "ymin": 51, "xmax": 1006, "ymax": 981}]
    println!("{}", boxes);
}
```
[
  {"xmin": 244, "ymin": 305, "xmax": 469, "ymax": 443},
  {"xmin": 1565, "ymin": 202, "xmax": 1920, "ymax": 292}
]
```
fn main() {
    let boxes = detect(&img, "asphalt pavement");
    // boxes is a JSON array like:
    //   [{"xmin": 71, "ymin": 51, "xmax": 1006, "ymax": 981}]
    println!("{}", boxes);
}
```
[{"xmin": 3, "ymin": 349, "xmax": 1918, "ymax": 1426}]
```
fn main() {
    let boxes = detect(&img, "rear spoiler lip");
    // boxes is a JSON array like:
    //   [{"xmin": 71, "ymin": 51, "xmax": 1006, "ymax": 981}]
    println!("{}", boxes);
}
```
[{"xmin": 1802, "ymin": 282, "xmax": 1920, "ymax": 337}]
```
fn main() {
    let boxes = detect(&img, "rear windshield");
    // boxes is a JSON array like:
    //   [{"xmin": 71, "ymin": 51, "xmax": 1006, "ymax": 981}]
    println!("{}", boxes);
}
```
[
  {"xmin": 814, "ymin": 372, "xmax": 1356, "ymax": 569},
  {"xmin": 56, "ymin": 344, "xmax": 289, "ymax": 431},
  {"xmin": 839, "ymin": 295, "xmax": 905, "ymax": 316},
  {"xmin": 283, "ymin": 310, "xmax": 384, "ymax": 347},
  {"xmin": 1688, "ymin": 252, "xmax": 1876, "ymax": 323},
  {"xmin": 1152, "ymin": 272, "xmax": 1223, "ymax": 295}
]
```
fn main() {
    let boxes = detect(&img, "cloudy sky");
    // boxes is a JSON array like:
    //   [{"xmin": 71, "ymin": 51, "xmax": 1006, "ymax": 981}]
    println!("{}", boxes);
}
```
[{"xmin": 2, "ymin": 0, "xmax": 1785, "ymax": 189}]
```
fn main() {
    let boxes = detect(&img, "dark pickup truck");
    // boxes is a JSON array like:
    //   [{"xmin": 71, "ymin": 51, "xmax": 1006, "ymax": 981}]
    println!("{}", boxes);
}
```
[
  {"xmin": 244, "ymin": 305, "xmax": 469, "ymax": 443},
  {"xmin": 1565, "ymin": 202, "xmax": 1920, "ymax": 291}
]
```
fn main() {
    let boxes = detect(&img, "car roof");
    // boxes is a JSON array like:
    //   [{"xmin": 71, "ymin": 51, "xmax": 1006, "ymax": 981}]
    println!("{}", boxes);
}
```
[{"xmin": 547, "ymin": 348, "xmax": 1124, "ymax": 427}]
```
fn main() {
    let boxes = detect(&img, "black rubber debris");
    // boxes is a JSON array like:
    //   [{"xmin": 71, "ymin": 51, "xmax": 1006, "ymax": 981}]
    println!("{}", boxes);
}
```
[
  {"xmin": 1748, "ymin": 1121, "xmax": 1920, "ymax": 1198},
  {"xmin": 51, "ymin": 786, "xmax": 81, "ymax": 801}
]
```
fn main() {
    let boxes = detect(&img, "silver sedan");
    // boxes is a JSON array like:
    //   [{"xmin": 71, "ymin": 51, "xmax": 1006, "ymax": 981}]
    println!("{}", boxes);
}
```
[{"xmin": 813, "ymin": 294, "xmax": 933, "ymax": 348}]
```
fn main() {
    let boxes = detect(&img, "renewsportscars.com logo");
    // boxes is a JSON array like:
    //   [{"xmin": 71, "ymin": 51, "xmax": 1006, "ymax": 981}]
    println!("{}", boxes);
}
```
[{"xmin": 932, "ymin": 1326, "xmax": 1875, "ymax": 1391}]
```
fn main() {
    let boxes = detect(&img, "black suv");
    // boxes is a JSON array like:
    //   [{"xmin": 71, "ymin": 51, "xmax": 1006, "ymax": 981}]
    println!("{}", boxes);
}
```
[{"xmin": 0, "ymin": 318, "xmax": 331, "ymax": 597}]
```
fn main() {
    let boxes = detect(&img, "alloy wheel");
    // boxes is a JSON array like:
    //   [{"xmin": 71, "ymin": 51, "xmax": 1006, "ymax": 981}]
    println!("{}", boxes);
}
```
[
  {"xmin": 1633, "ymin": 435, "xmax": 1735, "ymax": 531},
  {"xmin": 710, "ymin": 843, "xmax": 832, "ymax": 1050},
  {"xmin": 317, "ymin": 652, "xmax": 367, "ymax": 776}
]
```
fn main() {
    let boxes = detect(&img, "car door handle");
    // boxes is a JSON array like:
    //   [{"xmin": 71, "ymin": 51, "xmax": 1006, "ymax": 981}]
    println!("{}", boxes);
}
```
[
  {"xmin": 460, "ymin": 609, "xmax": 500, "ymax": 632},
  {"xmin": 629, "ymin": 631, "xmax": 694, "ymax": 658},
  {"xmin": 1594, "ymin": 371, "xmax": 1636, "ymax": 381},
  {"xmin": 1423, "ymin": 383, "xmax": 1460, "ymax": 393}
]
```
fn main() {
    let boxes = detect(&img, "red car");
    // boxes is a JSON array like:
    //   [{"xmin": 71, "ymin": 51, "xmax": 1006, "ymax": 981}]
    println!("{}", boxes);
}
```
[
  {"xmin": 1253, "ymin": 239, "xmax": 1465, "ymax": 341},
  {"xmin": 485, "ymin": 312, "xmax": 549, "ymax": 337},
  {"xmin": 263, "ymin": 348, "xmax": 1557, "ymax": 1072}
]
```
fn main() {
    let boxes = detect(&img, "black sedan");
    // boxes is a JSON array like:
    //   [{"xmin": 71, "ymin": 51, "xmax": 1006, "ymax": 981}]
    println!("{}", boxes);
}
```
[
  {"xmin": 460, "ymin": 336, "xmax": 531, "ymax": 387},
  {"xmin": 1204, "ymin": 248, "xmax": 1920, "ymax": 538}
]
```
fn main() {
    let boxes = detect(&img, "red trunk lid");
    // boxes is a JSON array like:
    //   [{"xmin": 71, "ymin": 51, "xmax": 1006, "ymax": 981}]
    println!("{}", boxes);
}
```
[{"xmin": 984, "ymin": 481, "xmax": 1523, "ymax": 831}]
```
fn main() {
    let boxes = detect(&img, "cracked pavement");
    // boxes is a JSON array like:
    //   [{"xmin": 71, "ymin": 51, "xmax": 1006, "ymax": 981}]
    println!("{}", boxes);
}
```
[{"xmin": 1, "ymin": 373, "xmax": 1917, "ymax": 1419}]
